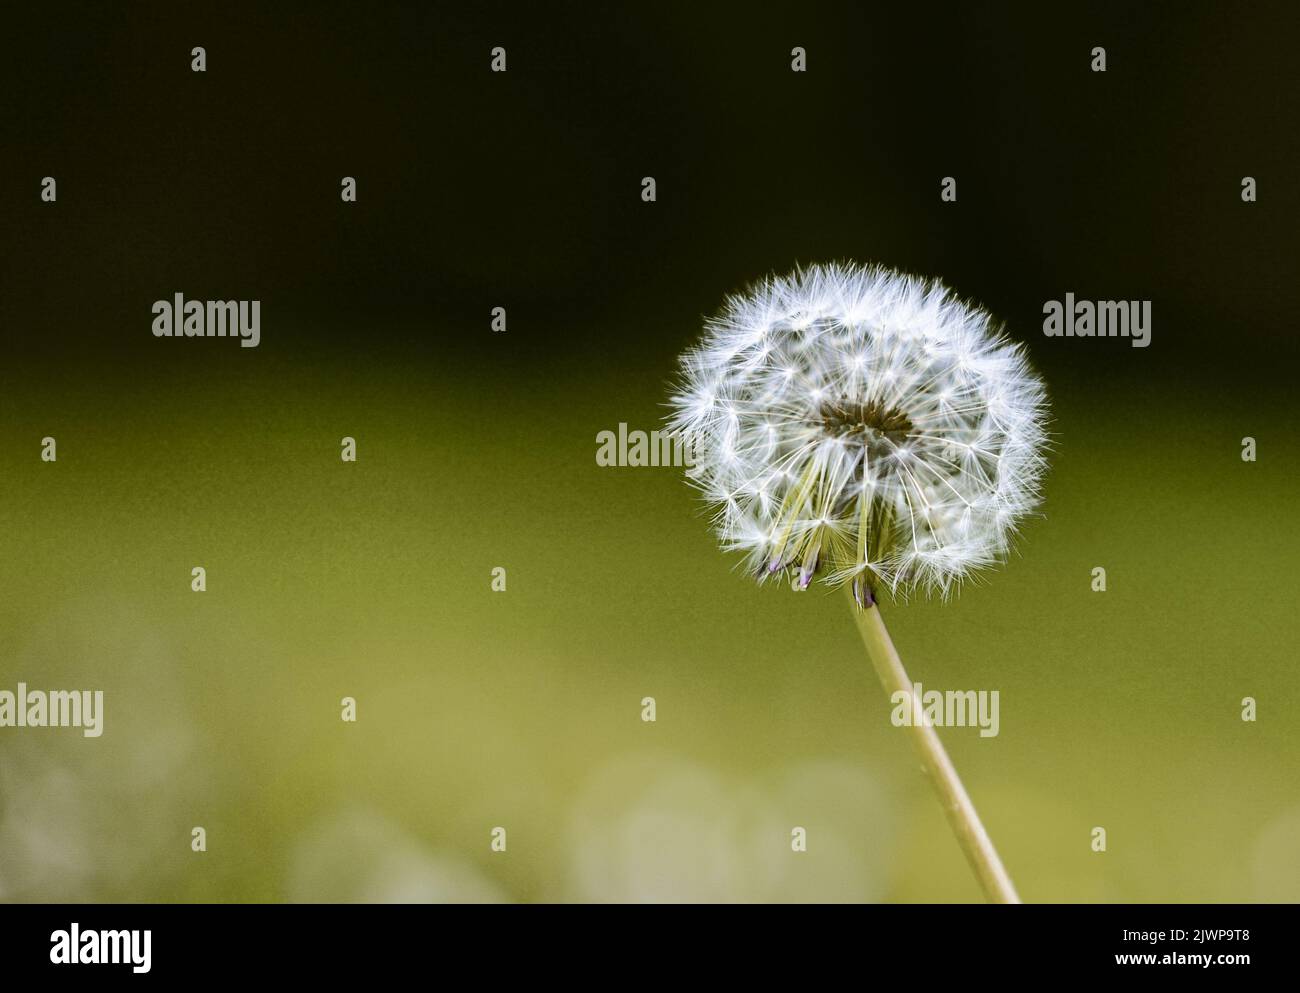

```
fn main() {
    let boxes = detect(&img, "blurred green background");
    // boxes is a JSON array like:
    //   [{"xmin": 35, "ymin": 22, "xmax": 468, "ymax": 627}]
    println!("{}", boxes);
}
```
[{"xmin": 1, "ymin": 2, "xmax": 1297, "ymax": 902}]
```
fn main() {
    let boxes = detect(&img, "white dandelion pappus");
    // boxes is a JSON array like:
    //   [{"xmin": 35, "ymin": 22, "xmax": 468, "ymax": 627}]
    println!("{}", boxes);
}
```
[{"xmin": 668, "ymin": 263, "xmax": 1049, "ymax": 602}]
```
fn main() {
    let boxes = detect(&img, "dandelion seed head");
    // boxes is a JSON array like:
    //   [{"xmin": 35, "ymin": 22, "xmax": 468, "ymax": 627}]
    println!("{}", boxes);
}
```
[{"xmin": 668, "ymin": 263, "xmax": 1049, "ymax": 600}]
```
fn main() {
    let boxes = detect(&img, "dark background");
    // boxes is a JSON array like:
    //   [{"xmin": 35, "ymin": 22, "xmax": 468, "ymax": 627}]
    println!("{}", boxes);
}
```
[{"xmin": 3, "ymin": 2, "xmax": 1295, "ymax": 384}]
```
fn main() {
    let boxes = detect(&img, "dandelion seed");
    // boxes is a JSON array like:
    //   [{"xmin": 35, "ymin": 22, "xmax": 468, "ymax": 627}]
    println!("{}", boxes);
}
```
[
  {"xmin": 669, "ymin": 262, "xmax": 1047, "ymax": 604},
  {"xmin": 668, "ymin": 262, "xmax": 1050, "ymax": 903}
]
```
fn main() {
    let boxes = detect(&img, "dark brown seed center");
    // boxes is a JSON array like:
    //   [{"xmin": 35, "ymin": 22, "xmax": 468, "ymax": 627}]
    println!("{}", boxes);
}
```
[{"xmin": 819, "ymin": 396, "xmax": 914, "ymax": 444}]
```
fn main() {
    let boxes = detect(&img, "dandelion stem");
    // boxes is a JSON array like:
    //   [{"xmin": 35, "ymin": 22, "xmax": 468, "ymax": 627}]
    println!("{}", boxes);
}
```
[{"xmin": 848, "ymin": 592, "xmax": 1021, "ymax": 904}]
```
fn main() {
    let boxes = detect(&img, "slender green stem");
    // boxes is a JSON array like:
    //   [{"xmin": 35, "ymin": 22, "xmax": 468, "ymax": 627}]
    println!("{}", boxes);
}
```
[{"xmin": 849, "ymin": 592, "xmax": 1021, "ymax": 904}]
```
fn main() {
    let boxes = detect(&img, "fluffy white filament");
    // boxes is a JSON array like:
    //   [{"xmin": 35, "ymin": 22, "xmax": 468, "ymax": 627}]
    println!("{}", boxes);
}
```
[{"xmin": 668, "ymin": 263, "xmax": 1048, "ymax": 601}]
